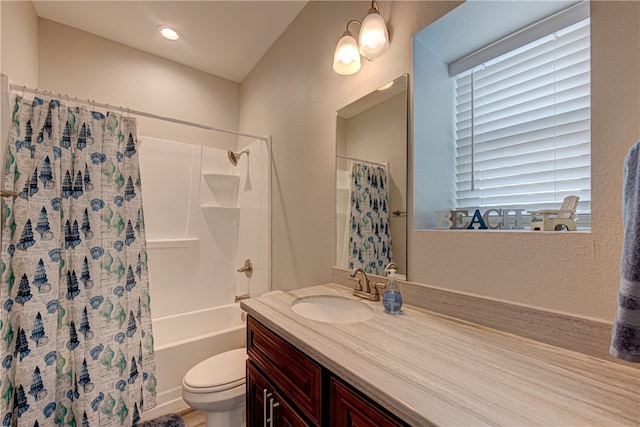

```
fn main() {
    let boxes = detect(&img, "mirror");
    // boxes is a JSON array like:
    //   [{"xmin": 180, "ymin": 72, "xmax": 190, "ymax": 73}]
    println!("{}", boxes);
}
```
[{"xmin": 335, "ymin": 75, "xmax": 408, "ymax": 278}]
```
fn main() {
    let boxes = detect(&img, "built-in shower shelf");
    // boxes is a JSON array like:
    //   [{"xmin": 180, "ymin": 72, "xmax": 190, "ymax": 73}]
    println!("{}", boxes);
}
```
[
  {"xmin": 200, "ymin": 205, "xmax": 240, "ymax": 216},
  {"xmin": 203, "ymin": 173, "xmax": 240, "ymax": 186},
  {"xmin": 147, "ymin": 238, "xmax": 200, "ymax": 249},
  {"xmin": 203, "ymin": 173, "xmax": 240, "ymax": 207}
]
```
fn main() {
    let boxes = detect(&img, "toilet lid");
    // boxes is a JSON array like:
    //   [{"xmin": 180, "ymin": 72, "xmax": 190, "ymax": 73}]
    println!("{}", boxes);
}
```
[{"xmin": 184, "ymin": 348, "xmax": 247, "ymax": 392}]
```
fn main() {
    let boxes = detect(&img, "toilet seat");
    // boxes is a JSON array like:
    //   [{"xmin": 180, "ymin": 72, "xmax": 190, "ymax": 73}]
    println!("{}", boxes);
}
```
[{"xmin": 183, "ymin": 348, "xmax": 247, "ymax": 394}]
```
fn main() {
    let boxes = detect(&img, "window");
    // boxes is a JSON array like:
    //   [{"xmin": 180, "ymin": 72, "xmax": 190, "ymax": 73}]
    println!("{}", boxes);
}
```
[{"xmin": 452, "ymin": 15, "xmax": 590, "ymax": 227}]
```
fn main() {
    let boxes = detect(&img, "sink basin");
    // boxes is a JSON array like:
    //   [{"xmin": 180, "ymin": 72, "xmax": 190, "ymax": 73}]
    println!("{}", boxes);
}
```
[{"xmin": 290, "ymin": 295, "xmax": 374, "ymax": 324}]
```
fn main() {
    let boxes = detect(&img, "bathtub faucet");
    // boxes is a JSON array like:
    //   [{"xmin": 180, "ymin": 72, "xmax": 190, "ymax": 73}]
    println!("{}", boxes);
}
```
[{"xmin": 234, "ymin": 294, "xmax": 250, "ymax": 303}]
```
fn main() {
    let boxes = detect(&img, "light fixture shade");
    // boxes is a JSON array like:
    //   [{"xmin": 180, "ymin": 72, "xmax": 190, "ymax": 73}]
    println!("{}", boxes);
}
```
[
  {"xmin": 333, "ymin": 32, "xmax": 361, "ymax": 75},
  {"xmin": 358, "ymin": 11, "xmax": 389, "ymax": 60}
]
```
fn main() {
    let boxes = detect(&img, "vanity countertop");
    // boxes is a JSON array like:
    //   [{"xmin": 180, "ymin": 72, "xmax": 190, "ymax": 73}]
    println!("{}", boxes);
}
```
[{"xmin": 241, "ymin": 283, "xmax": 640, "ymax": 426}]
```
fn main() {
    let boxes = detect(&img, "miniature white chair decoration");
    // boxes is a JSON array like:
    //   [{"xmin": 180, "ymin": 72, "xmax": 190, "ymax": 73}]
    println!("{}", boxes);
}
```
[{"xmin": 529, "ymin": 195, "xmax": 580, "ymax": 231}]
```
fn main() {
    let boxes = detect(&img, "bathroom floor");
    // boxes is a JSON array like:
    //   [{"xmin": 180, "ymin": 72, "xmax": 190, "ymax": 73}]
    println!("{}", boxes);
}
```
[{"xmin": 180, "ymin": 409, "xmax": 205, "ymax": 427}]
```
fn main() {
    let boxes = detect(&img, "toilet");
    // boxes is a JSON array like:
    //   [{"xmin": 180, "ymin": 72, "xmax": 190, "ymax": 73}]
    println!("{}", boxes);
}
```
[{"xmin": 182, "ymin": 348, "xmax": 247, "ymax": 427}]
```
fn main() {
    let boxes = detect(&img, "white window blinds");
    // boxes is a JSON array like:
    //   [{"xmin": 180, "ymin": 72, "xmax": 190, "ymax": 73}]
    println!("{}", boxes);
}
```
[{"xmin": 454, "ymin": 18, "xmax": 591, "ymax": 217}]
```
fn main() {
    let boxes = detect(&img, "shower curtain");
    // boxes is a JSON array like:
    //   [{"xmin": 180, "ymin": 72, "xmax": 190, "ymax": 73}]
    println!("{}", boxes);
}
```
[
  {"xmin": 347, "ymin": 162, "xmax": 393, "ymax": 276},
  {"xmin": 0, "ymin": 96, "xmax": 156, "ymax": 426}
]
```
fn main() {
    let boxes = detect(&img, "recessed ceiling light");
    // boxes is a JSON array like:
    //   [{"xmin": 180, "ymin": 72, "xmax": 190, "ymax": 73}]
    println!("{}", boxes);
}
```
[{"xmin": 158, "ymin": 26, "xmax": 180, "ymax": 41}]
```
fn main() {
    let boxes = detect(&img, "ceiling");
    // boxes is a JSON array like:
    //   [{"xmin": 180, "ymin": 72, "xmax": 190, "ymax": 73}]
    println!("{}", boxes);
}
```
[{"xmin": 32, "ymin": 1, "xmax": 308, "ymax": 83}]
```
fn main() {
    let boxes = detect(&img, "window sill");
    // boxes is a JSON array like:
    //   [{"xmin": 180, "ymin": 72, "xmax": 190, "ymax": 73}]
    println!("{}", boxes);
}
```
[{"xmin": 414, "ymin": 228, "xmax": 591, "ymax": 233}]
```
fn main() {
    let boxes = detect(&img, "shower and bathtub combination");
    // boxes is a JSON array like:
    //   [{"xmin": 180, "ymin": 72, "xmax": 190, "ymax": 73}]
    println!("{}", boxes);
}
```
[
  {"xmin": 138, "ymin": 134, "xmax": 270, "ymax": 422},
  {"xmin": 0, "ymin": 76, "xmax": 268, "ymax": 424}
]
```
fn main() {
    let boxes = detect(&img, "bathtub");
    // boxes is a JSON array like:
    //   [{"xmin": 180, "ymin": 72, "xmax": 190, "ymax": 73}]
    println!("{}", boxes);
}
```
[{"xmin": 143, "ymin": 303, "xmax": 247, "ymax": 420}]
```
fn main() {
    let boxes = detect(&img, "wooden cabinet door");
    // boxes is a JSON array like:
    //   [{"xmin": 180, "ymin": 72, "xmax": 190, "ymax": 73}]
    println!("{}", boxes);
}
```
[
  {"xmin": 247, "ymin": 317, "xmax": 322, "ymax": 424},
  {"xmin": 274, "ymin": 395, "xmax": 311, "ymax": 427},
  {"xmin": 247, "ymin": 360, "xmax": 269, "ymax": 427},
  {"xmin": 329, "ymin": 377, "xmax": 407, "ymax": 427},
  {"xmin": 247, "ymin": 360, "xmax": 311, "ymax": 427}
]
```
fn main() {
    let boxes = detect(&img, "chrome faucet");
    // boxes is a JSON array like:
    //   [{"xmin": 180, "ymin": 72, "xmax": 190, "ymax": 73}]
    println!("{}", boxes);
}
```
[{"xmin": 349, "ymin": 267, "xmax": 380, "ymax": 301}]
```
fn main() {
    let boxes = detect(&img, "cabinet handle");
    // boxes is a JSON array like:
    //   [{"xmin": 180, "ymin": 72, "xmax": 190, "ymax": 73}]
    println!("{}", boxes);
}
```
[
  {"xmin": 262, "ymin": 389, "xmax": 273, "ymax": 427},
  {"xmin": 269, "ymin": 398, "xmax": 280, "ymax": 427}
]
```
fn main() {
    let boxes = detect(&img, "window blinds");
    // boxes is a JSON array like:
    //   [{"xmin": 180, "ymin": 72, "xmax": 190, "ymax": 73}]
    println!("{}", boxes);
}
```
[{"xmin": 454, "ymin": 19, "xmax": 591, "ymax": 216}]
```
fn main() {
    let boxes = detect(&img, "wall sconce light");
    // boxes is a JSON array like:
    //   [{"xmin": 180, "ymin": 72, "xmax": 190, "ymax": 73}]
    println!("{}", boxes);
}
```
[
  {"xmin": 359, "ymin": 1, "xmax": 390, "ymax": 60},
  {"xmin": 333, "ymin": 1, "xmax": 390, "ymax": 75},
  {"xmin": 333, "ymin": 20, "xmax": 362, "ymax": 75}
]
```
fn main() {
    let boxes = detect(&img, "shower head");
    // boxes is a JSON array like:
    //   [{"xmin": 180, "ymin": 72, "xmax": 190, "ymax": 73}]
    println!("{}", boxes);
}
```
[{"xmin": 227, "ymin": 149, "xmax": 249, "ymax": 166}]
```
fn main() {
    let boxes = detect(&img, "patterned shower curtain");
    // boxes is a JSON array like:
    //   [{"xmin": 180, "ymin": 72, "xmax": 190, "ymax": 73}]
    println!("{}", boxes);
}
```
[
  {"xmin": 347, "ymin": 162, "xmax": 392, "ymax": 276},
  {"xmin": 0, "ymin": 96, "xmax": 156, "ymax": 426}
]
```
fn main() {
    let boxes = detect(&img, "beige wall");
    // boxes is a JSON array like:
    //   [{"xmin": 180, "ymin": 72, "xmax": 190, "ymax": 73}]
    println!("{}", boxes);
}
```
[
  {"xmin": 241, "ymin": 1, "xmax": 640, "ymax": 322},
  {"xmin": 1, "ymin": 1, "xmax": 638, "ymax": 322},
  {"xmin": 0, "ymin": 0, "xmax": 39, "ymax": 178},
  {"xmin": 0, "ymin": 0, "xmax": 38, "ymax": 87},
  {"xmin": 239, "ymin": 1, "xmax": 461, "ymax": 291},
  {"xmin": 1, "ymin": 10, "xmax": 241, "ymax": 148},
  {"xmin": 37, "ymin": 19, "xmax": 240, "ymax": 149}
]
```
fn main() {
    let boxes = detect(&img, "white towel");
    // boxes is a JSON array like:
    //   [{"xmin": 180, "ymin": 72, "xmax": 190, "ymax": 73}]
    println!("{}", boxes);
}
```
[{"xmin": 611, "ymin": 140, "xmax": 640, "ymax": 363}]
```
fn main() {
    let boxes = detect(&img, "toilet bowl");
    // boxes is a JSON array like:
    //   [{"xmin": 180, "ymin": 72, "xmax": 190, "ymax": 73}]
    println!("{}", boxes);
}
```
[{"xmin": 182, "ymin": 348, "xmax": 247, "ymax": 427}]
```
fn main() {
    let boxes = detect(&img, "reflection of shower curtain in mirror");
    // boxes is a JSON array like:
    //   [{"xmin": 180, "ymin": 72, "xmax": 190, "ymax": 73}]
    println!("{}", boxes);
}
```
[
  {"xmin": 1, "ymin": 96, "xmax": 156, "ymax": 426},
  {"xmin": 347, "ymin": 162, "xmax": 392, "ymax": 276}
]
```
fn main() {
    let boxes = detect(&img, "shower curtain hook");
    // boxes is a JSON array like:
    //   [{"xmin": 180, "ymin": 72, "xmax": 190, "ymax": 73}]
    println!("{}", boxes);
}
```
[{"xmin": 21, "ymin": 85, "xmax": 26, "ymax": 98}]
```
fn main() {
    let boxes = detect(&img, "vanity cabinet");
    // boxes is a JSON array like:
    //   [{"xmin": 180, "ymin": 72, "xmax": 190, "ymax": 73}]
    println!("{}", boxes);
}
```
[
  {"xmin": 247, "ymin": 316, "xmax": 322, "ymax": 426},
  {"xmin": 247, "ymin": 316, "xmax": 408, "ymax": 427},
  {"xmin": 247, "ymin": 361, "xmax": 309, "ymax": 427},
  {"xmin": 329, "ymin": 377, "xmax": 405, "ymax": 427}
]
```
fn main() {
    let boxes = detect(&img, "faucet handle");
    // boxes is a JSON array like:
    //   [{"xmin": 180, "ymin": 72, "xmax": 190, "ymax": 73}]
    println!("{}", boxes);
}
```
[
  {"xmin": 348, "ymin": 274, "xmax": 362, "ymax": 290},
  {"xmin": 384, "ymin": 262, "xmax": 399, "ymax": 274},
  {"xmin": 348, "ymin": 267, "xmax": 367, "ymax": 291},
  {"xmin": 373, "ymin": 282, "xmax": 386, "ymax": 297}
]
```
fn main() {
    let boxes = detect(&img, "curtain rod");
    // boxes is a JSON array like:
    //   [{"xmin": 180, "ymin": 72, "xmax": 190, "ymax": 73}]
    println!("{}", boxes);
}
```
[
  {"xmin": 8, "ymin": 82, "xmax": 268, "ymax": 142},
  {"xmin": 336, "ymin": 154, "xmax": 386, "ymax": 168}
]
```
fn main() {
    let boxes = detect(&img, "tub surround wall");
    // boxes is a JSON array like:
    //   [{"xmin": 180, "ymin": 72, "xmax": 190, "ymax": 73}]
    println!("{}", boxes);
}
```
[
  {"xmin": 142, "ymin": 140, "xmax": 269, "ymax": 318},
  {"xmin": 331, "ymin": 267, "xmax": 635, "ymax": 368},
  {"xmin": 143, "ymin": 142, "xmax": 241, "ymax": 317},
  {"xmin": 235, "ymin": 138, "xmax": 271, "ymax": 299}
]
